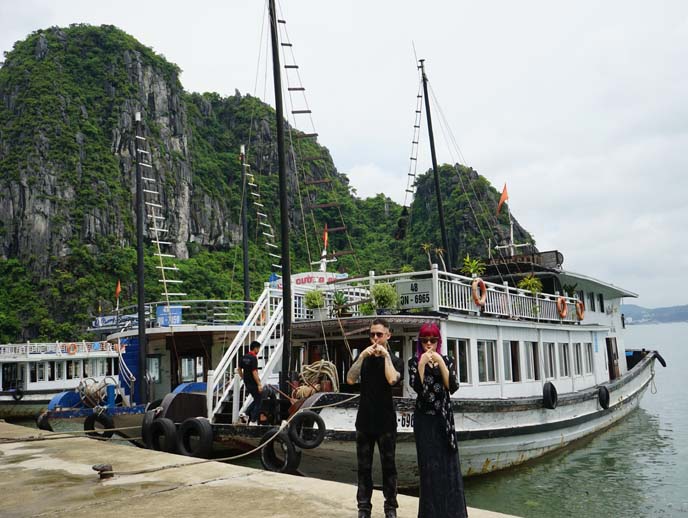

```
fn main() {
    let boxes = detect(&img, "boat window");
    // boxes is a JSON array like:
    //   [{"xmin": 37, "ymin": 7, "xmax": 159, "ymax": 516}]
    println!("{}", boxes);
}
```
[
  {"xmin": 56, "ymin": 361, "xmax": 65, "ymax": 380},
  {"xmin": 48, "ymin": 361, "xmax": 55, "ymax": 381},
  {"xmin": 598, "ymin": 293, "xmax": 605, "ymax": 312},
  {"xmin": 503, "ymin": 341, "xmax": 521, "ymax": 382},
  {"xmin": 30, "ymin": 363, "xmax": 37, "ymax": 383},
  {"xmin": 584, "ymin": 343, "xmax": 594, "ymax": 373},
  {"xmin": 477, "ymin": 340, "xmax": 496, "ymax": 383},
  {"xmin": 446, "ymin": 338, "xmax": 471, "ymax": 384},
  {"xmin": 524, "ymin": 341, "xmax": 540, "ymax": 381},
  {"xmin": 573, "ymin": 343, "xmax": 583, "ymax": 376},
  {"xmin": 147, "ymin": 356, "xmax": 161, "ymax": 383},
  {"xmin": 587, "ymin": 292, "xmax": 596, "ymax": 312},
  {"xmin": 543, "ymin": 342, "xmax": 556, "ymax": 379},
  {"xmin": 559, "ymin": 343, "xmax": 570, "ymax": 377}
]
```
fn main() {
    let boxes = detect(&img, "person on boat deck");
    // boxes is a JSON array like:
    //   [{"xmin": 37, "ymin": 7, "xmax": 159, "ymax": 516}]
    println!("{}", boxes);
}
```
[
  {"xmin": 346, "ymin": 318, "xmax": 404, "ymax": 518},
  {"xmin": 237, "ymin": 341, "xmax": 262, "ymax": 424},
  {"xmin": 408, "ymin": 322, "xmax": 468, "ymax": 518}
]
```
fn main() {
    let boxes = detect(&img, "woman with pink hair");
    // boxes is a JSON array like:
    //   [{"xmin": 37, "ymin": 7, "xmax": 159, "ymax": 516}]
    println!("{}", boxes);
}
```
[{"xmin": 407, "ymin": 322, "xmax": 467, "ymax": 517}]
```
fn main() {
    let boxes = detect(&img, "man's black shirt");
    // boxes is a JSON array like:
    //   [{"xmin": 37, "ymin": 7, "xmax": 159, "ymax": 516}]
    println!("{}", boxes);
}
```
[
  {"xmin": 355, "ymin": 352, "xmax": 404, "ymax": 434},
  {"xmin": 240, "ymin": 352, "xmax": 259, "ymax": 389}
]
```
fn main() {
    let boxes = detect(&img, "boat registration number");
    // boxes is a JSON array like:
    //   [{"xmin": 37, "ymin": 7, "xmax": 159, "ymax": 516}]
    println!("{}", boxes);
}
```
[{"xmin": 397, "ymin": 411, "xmax": 414, "ymax": 430}]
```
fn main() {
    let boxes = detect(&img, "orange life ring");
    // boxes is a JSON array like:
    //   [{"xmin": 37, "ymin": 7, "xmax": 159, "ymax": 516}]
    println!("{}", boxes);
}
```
[
  {"xmin": 471, "ymin": 278, "xmax": 487, "ymax": 307},
  {"xmin": 576, "ymin": 300, "xmax": 585, "ymax": 321},
  {"xmin": 556, "ymin": 297, "xmax": 568, "ymax": 318},
  {"xmin": 67, "ymin": 343, "xmax": 78, "ymax": 355},
  {"xmin": 113, "ymin": 342, "xmax": 120, "ymax": 352}
]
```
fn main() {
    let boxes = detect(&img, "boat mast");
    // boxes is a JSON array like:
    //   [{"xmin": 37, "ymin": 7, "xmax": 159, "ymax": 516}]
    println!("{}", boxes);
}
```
[
  {"xmin": 134, "ymin": 112, "xmax": 148, "ymax": 404},
  {"xmin": 240, "ymin": 145, "xmax": 251, "ymax": 318},
  {"xmin": 419, "ymin": 59, "xmax": 452, "ymax": 272},
  {"xmin": 269, "ymin": 0, "xmax": 292, "ymax": 402}
]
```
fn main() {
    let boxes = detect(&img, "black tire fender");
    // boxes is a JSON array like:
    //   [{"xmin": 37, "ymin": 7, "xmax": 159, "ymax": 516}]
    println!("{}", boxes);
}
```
[
  {"xmin": 12, "ymin": 388, "xmax": 23, "ymax": 401},
  {"xmin": 141, "ymin": 409, "xmax": 157, "ymax": 447},
  {"xmin": 147, "ymin": 417, "xmax": 177, "ymax": 453},
  {"xmin": 288, "ymin": 410, "xmax": 326, "ymax": 449},
  {"xmin": 260, "ymin": 428, "xmax": 301, "ymax": 473},
  {"xmin": 84, "ymin": 413, "xmax": 115, "ymax": 439},
  {"xmin": 543, "ymin": 381, "xmax": 558, "ymax": 410},
  {"xmin": 177, "ymin": 417, "xmax": 214, "ymax": 458},
  {"xmin": 598, "ymin": 385, "xmax": 610, "ymax": 409},
  {"xmin": 36, "ymin": 412, "xmax": 53, "ymax": 432}
]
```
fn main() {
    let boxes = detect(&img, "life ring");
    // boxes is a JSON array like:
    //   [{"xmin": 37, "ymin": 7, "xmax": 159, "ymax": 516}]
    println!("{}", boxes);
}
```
[
  {"xmin": 288, "ymin": 410, "xmax": 326, "ymax": 450},
  {"xmin": 260, "ymin": 428, "xmax": 302, "ymax": 473},
  {"xmin": 556, "ymin": 297, "xmax": 568, "ymax": 318},
  {"xmin": 84, "ymin": 413, "xmax": 115, "ymax": 439},
  {"xmin": 575, "ymin": 301, "xmax": 585, "ymax": 321},
  {"xmin": 471, "ymin": 278, "xmax": 487, "ymax": 307},
  {"xmin": 598, "ymin": 386, "xmax": 610, "ymax": 410},
  {"xmin": 177, "ymin": 417, "xmax": 214, "ymax": 458},
  {"xmin": 67, "ymin": 343, "xmax": 78, "ymax": 355},
  {"xmin": 543, "ymin": 381, "xmax": 558, "ymax": 410},
  {"xmin": 12, "ymin": 388, "xmax": 23, "ymax": 401},
  {"xmin": 147, "ymin": 417, "xmax": 177, "ymax": 453}
]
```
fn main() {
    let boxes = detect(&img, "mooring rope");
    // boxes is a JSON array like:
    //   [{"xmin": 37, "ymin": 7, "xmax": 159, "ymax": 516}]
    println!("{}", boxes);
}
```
[{"xmin": 0, "ymin": 425, "xmax": 142, "ymax": 444}]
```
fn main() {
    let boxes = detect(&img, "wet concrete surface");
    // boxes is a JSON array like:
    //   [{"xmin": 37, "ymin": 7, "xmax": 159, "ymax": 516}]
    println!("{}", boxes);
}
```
[{"xmin": 0, "ymin": 421, "xmax": 518, "ymax": 517}]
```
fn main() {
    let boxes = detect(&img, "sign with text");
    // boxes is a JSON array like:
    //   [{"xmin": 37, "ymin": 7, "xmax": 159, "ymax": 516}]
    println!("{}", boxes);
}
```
[
  {"xmin": 156, "ymin": 305, "xmax": 182, "ymax": 327},
  {"xmin": 396, "ymin": 279, "xmax": 434, "ymax": 309}
]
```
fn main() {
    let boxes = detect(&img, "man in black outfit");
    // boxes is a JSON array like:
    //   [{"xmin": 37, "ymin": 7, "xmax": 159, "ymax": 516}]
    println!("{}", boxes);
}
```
[
  {"xmin": 238, "ymin": 340, "xmax": 262, "ymax": 424},
  {"xmin": 346, "ymin": 318, "xmax": 403, "ymax": 518}
]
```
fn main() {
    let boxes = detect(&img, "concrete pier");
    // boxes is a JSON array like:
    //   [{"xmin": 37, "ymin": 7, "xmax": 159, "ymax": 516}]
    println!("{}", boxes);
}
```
[{"xmin": 0, "ymin": 421, "xmax": 518, "ymax": 517}]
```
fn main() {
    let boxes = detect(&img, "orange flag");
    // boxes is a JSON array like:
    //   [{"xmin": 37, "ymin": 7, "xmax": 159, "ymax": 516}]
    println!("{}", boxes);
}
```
[
  {"xmin": 115, "ymin": 279, "xmax": 121, "ymax": 300},
  {"xmin": 497, "ymin": 183, "xmax": 509, "ymax": 215},
  {"xmin": 323, "ymin": 224, "xmax": 328, "ymax": 251}
]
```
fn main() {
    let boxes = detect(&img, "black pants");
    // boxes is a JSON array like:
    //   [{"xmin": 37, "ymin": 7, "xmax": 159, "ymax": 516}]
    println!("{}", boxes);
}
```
[
  {"xmin": 245, "ymin": 385, "xmax": 262, "ymax": 422},
  {"xmin": 356, "ymin": 430, "xmax": 398, "ymax": 513}
]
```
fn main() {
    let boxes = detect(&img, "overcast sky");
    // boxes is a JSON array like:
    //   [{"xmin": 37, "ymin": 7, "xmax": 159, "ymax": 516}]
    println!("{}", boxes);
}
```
[{"xmin": 1, "ymin": 1, "xmax": 687, "ymax": 308}]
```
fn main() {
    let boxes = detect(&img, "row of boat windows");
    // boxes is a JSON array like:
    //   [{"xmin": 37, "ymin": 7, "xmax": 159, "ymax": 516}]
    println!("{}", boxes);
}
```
[
  {"xmin": 9, "ymin": 359, "xmax": 120, "ymax": 384},
  {"xmin": 444, "ymin": 339, "xmax": 597, "ymax": 385},
  {"xmin": 579, "ymin": 291, "xmax": 606, "ymax": 313}
]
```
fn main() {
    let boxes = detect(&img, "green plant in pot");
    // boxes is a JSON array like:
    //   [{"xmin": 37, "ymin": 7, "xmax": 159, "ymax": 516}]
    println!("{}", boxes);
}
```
[
  {"xmin": 460, "ymin": 254, "xmax": 486, "ymax": 277},
  {"xmin": 517, "ymin": 274, "xmax": 543, "ymax": 316},
  {"xmin": 305, "ymin": 289, "xmax": 327, "ymax": 319},
  {"xmin": 332, "ymin": 290, "xmax": 351, "ymax": 317},
  {"xmin": 371, "ymin": 283, "xmax": 399, "ymax": 314}
]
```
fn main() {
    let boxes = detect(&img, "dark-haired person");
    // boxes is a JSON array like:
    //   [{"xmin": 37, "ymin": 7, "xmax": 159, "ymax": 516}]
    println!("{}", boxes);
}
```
[
  {"xmin": 408, "ymin": 322, "xmax": 467, "ymax": 518},
  {"xmin": 346, "ymin": 318, "xmax": 404, "ymax": 518},
  {"xmin": 238, "ymin": 340, "xmax": 262, "ymax": 425}
]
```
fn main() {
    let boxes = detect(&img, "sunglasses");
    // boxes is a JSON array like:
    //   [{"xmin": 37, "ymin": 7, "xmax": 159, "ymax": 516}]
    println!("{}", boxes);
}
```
[
  {"xmin": 419, "ymin": 337, "xmax": 438, "ymax": 344},
  {"xmin": 369, "ymin": 331, "xmax": 386, "ymax": 339}
]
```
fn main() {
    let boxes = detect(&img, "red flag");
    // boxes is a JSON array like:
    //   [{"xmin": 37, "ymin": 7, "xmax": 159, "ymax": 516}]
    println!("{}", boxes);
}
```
[
  {"xmin": 115, "ymin": 279, "xmax": 121, "ymax": 300},
  {"xmin": 497, "ymin": 183, "xmax": 509, "ymax": 215},
  {"xmin": 323, "ymin": 224, "xmax": 328, "ymax": 251}
]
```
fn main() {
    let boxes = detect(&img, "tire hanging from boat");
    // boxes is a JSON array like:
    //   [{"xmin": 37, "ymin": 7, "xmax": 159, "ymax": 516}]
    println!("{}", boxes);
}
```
[
  {"xmin": 543, "ymin": 381, "xmax": 558, "ymax": 410},
  {"xmin": 288, "ymin": 410, "xmax": 326, "ymax": 450},
  {"xmin": 177, "ymin": 417, "xmax": 214, "ymax": 458},
  {"xmin": 598, "ymin": 386, "xmax": 610, "ymax": 409},
  {"xmin": 11, "ymin": 388, "xmax": 23, "ymax": 401},
  {"xmin": 84, "ymin": 412, "xmax": 115, "ymax": 439},
  {"xmin": 471, "ymin": 278, "xmax": 487, "ymax": 307},
  {"xmin": 259, "ymin": 428, "xmax": 301, "ymax": 473},
  {"xmin": 146, "ymin": 417, "xmax": 177, "ymax": 453},
  {"xmin": 556, "ymin": 297, "xmax": 568, "ymax": 318}
]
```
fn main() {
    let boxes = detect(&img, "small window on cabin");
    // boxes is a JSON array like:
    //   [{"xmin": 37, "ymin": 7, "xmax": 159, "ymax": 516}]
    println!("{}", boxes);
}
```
[
  {"xmin": 48, "ymin": 361, "xmax": 55, "ymax": 381},
  {"xmin": 598, "ymin": 293, "xmax": 605, "ymax": 312},
  {"xmin": 458, "ymin": 339, "xmax": 470, "ymax": 384},
  {"xmin": 559, "ymin": 343, "xmax": 570, "ymax": 377},
  {"xmin": 477, "ymin": 340, "xmax": 497, "ymax": 383},
  {"xmin": 525, "ymin": 341, "xmax": 540, "ymax": 381},
  {"xmin": 573, "ymin": 343, "xmax": 583, "ymax": 376},
  {"xmin": 30, "ymin": 363, "xmax": 38, "ymax": 383},
  {"xmin": 56, "ymin": 362, "xmax": 65, "ymax": 380},
  {"xmin": 503, "ymin": 340, "xmax": 521, "ymax": 382},
  {"xmin": 543, "ymin": 342, "xmax": 556, "ymax": 379},
  {"xmin": 147, "ymin": 356, "xmax": 161, "ymax": 383},
  {"xmin": 587, "ymin": 292, "xmax": 596, "ymax": 312},
  {"xmin": 585, "ymin": 343, "xmax": 594, "ymax": 373}
]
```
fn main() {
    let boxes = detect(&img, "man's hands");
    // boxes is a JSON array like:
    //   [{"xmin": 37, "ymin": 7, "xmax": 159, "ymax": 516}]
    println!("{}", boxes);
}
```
[{"xmin": 362, "ymin": 343, "xmax": 388, "ymax": 359}]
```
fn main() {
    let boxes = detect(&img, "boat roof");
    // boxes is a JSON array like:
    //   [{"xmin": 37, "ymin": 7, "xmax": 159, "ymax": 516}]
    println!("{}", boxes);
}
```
[{"xmin": 556, "ymin": 270, "xmax": 638, "ymax": 299}]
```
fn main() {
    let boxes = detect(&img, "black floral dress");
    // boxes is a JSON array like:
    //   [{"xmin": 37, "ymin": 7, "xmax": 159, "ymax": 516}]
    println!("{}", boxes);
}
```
[{"xmin": 408, "ymin": 356, "xmax": 468, "ymax": 518}]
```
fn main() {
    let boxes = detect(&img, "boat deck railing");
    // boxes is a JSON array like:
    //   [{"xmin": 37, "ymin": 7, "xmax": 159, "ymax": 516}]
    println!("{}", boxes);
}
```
[
  {"xmin": 0, "ymin": 341, "xmax": 119, "ymax": 359},
  {"xmin": 294, "ymin": 265, "xmax": 581, "ymax": 324}
]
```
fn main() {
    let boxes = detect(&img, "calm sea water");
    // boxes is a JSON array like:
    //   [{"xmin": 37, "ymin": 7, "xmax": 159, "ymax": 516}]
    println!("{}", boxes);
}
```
[{"xmin": 464, "ymin": 322, "xmax": 688, "ymax": 518}]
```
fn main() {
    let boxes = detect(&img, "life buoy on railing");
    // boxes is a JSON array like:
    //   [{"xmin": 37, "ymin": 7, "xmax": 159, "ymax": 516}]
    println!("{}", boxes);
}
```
[
  {"xmin": 576, "ymin": 301, "xmax": 585, "ymax": 321},
  {"xmin": 556, "ymin": 297, "xmax": 568, "ymax": 319},
  {"xmin": 67, "ymin": 343, "xmax": 78, "ymax": 355},
  {"xmin": 471, "ymin": 278, "xmax": 487, "ymax": 307}
]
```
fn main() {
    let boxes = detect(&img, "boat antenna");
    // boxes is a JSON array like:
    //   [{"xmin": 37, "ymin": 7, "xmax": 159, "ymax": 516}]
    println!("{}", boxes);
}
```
[
  {"xmin": 134, "ymin": 111, "xmax": 148, "ymax": 404},
  {"xmin": 269, "ymin": 0, "xmax": 292, "ymax": 406},
  {"xmin": 419, "ymin": 59, "xmax": 452, "ymax": 272}
]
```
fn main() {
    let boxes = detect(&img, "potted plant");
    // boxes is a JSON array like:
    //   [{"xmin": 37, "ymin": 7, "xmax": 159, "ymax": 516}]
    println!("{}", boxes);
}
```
[
  {"xmin": 371, "ymin": 283, "xmax": 399, "ymax": 314},
  {"xmin": 460, "ymin": 254, "xmax": 486, "ymax": 277},
  {"xmin": 332, "ymin": 290, "xmax": 352, "ymax": 318},
  {"xmin": 305, "ymin": 289, "xmax": 327, "ymax": 320},
  {"xmin": 517, "ymin": 274, "xmax": 543, "ymax": 316}
]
